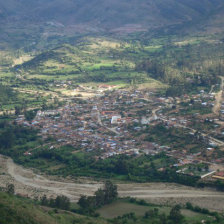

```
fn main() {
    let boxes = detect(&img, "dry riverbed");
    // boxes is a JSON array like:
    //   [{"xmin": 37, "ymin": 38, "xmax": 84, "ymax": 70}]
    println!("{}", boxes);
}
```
[{"xmin": 0, "ymin": 155, "xmax": 224, "ymax": 211}]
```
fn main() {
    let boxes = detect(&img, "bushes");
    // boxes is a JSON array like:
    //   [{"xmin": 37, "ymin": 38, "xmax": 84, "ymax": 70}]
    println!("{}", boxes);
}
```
[{"xmin": 185, "ymin": 202, "xmax": 219, "ymax": 217}]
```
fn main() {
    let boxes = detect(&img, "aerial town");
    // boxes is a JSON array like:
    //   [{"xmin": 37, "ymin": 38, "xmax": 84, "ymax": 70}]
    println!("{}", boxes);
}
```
[{"xmin": 16, "ymin": 83, "xmax": 224, "ymax": 181}]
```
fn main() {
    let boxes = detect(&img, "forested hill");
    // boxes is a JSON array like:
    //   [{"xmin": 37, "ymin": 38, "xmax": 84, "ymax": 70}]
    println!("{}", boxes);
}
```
[{"xmin": 1, "ymin": 0, "xmax": 224, "ymax": 31}]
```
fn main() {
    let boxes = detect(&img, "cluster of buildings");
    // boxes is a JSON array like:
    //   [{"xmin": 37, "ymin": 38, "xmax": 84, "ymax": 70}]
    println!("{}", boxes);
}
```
[{"xmin": 15, "ymin": 88, "xmax": 224, "ymax": 179}]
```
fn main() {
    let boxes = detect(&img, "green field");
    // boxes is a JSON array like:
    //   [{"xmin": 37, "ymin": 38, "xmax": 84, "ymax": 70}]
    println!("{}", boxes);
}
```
[
  {"xmin": 97, "ymin": 199, "xmax": 217, "ymax": 223},
  {"xmin": 97, "ymin": 201, "xmax": 152, "ymax": 218}
]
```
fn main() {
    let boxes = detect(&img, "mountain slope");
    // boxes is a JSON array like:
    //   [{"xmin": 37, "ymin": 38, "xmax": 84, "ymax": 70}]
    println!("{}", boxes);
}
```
[
  {"xmin": 0, "ymin": 191, "xmax": 108, "ymax": 224},
  {"xmin": 1, "ymin": 0, "xmax": 224, "ymax": 50},
  {"xmin": 1, "ymin": 0, "xmax": 224, "ymax": 29}
]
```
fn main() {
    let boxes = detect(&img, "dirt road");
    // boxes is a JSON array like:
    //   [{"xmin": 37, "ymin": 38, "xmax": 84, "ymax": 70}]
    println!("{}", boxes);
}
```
[
  {"xmin": 213, "ymin": 77, "xmax": 224, "ymax": 115},
  {"xmin": 1, "ymin": 155, "xmax": 224, "ymax": 211},
  {"xmin": 213, "ymin": 90, "xmax": 222, "ymax": 115}
]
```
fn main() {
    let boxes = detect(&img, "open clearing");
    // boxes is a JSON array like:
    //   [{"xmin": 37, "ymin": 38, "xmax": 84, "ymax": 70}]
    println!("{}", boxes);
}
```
[{"xmin": 0, "ymin": 155, "xmax": 224, "ymax": 211}]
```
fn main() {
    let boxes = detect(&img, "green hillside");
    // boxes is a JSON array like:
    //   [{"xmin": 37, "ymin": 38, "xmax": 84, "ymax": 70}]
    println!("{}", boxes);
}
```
[
  {"xmin": 13, "ymin": 34, "xmax": 224, "ymax": 94},
  {"xmin": 1, "ymin": 0, "xmax": 224, "ymax": 49},
  {"xmin": 0, "ymin": 192, "xmax": 108, "ymax": 224},
  {"xmin": 14, "ymin": 38, "xmax": 164, "ymax": 87},
  {"xmin": 1, "ymin": 0, "xmax": 224, "ymax": 29}
]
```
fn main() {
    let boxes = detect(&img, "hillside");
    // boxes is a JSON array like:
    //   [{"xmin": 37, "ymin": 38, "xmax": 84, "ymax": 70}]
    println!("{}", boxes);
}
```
[
  {"xmin": 1, "ymin": 1, "xmax": 224, "ymax": 222},
  {"xmin": 0, "ymin": 192, "xmax": 108, "ymax": 224},
  {"xmin": 1, "ymin": 0, "xmax": 224, "ymax": 50},
  {"xmin": 14, "ymin": 38, "xmax": 164, "ymax": 88},
  {"xmin": 1, "ymin": 0, "xmax": 224, "ymax": 29},
  {"xmin": 0, "ymin": 84, "xmax": 17, "ymax": 105},
  {"xmin": 13, "ymin": 34, "xmax": 224, "ymax": 93}
]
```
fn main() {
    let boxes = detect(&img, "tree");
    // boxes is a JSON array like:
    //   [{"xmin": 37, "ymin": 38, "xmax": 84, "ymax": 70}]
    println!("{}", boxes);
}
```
[
  {"xmin": 0, "ymin": 129, "xmax": 15, "ymax": 148},
  {"xmin": 186, "ymin": 202, "xmax": 193, "ymax": 210},
  {"xmin": 169, "ymin": 205, "xmax": 184, "ymax": 224},
  {"xmin": 6, "ymin": 184, "xmax": 15, "ymax": 195},
  {"xmin": 104, "ymin": 180, "xmax": 118, "ymax": 204},
  {"xmin": 24, "ymin": 110, "xmax": 37, "ymax": 121},
  {"xmin": 55, "ymin": 195, "xmax": 70, "ymax": 210},
  {"xmin": 78, "ymin": 195, "xmax": 89, "ymax": 209},
  {"xmin": 40, "ymin": 195, "xmax": 48, "ymax": 206},
  {"xmin": 115, "ymin": 158, "xmax": 129, "ymax": 174},
  {"xmin": 95, "ymin": 189, "xmax": 105, "ymax": 207},
  {"xmin": 15, "ymin": 106, "xmax": 22, "ymax": 115},
  {"xmin": 78, "ymin": 181, "xmax": 118, "ymax": 214},
  {"xmin": 49, "ymin": 198, "xmax": 55, "ymax": 207},
  {"xmin": 159, "ymin": 213, "xmax": 168, "ymax": 224}
]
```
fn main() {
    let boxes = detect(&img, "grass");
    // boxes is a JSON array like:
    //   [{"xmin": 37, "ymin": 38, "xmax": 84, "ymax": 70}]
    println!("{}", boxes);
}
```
[
  {"xmin": 0, "ymin": 190, "xmax": 217, "ymax": 224},
  {"xmin": 97, "ymin": 201, "xmax": 152, "ymax": 218},
  {"xmin": 9, "ymin": 36, "xmax": 169, "ymax": 90},
  {"xmin": 2, "ymin": 34, "xmax": 219, "ymax": 103},
  {"xmin": 97, "ymin": 200, "xmax": 216, "ymax": 223},
  {"xmin": 0, "ymin": 192, "xmax": 66, "ymax": 224},
  {"xmin": 144, "ymin": 45, "xmax": 163, "ymax": 52},
  {"xmin": 0, "ymin": 192, "xmax": 109, "ymax": 224}
]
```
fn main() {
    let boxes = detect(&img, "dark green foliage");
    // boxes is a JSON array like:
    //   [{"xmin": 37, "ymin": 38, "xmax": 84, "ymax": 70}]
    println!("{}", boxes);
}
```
[
  {"xmin": 186, "ymin": 202, "xmax": 193, "ymax": 210},
  {"xmin": 54, "ymin": 195, "xmax": 70, "ymax": 210},
  {"xmin": 22, "ymin": 146, "xmax": 200, "ymax": 187},
  {"xmin": 95, "ymin": 189, "xmax": 106, "ymax": 207},
  {"xmin": 24, "ymin": 110, "xmax": 38, "ymax": 121},
  {"xmin": 104, "ymin": 181, "xmax": 118, "ymax": 204},
  {"xmin": 40, "ymin": 195, "xmax": 70, "ymax": 210},
  {"xmin": 215, "ymin": 180, "xmax": 224, "ymax": 191},
  {"xmin": 136, "ymin": 41, "xmax": 222, "ymax": 97},
  {"xmin": 109, "ymin": 203, "xmax": 224, "ymax": 224},
  {"xmin": 15, "ymin": 106, "xmax": 22, "ymax": 115},
  {"xmin": 0, "ymin": 122, "xmax": 39, "ymax": 158},
  {"xmin": 169, "ymin": 205, "xmax": 184, "ymax": 224},
  {"xmin": 40, "ymin": 195, "xmax": 48, "ymax": 206},
  {"xmin": 112, "ymin": 212, "xmax": 137, "ymax": 224},
  {"xmin": 78, "ymin": 181, "xmax": 118, "ymax": 213},
  {"xmin": 144, "ymin": 208, "xmax": 159, "ymax": 218},
  {"xmin": 6, "ymin": 184, "xmax": 15, "ymax": 195},
  {"xmin": 16, "ymin": 51, "xmax": 62, "ymax": 70},
  {"xmin": 0, "ymin": 84, "xmax": 17, "ymax": 104},
  {"xmin": 185, "ymin": 202, "xmax": 220, "ymax": 218}
]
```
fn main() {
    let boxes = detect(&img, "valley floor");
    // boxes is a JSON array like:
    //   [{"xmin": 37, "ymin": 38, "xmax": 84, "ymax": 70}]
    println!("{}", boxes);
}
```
[{"xmin": 1, "ymin": 155, "xmax": 224, "ymax": 212}]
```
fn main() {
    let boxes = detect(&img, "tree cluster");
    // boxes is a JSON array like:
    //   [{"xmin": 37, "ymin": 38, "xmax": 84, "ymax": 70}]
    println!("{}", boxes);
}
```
[
  {"xmin": 78, "ymin": 181, "xmax": 118, "ymax": 214},
  {"xmin": 0, "ymin": 123, "xmax": 38, "ymax": 156},
  {"xmin": 40, "ymin": 195, "xmax": 70, "ymax": 210},
  {"xmin": 112, "ymin": 205, "xmax": 185, "ymax": 224}
]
